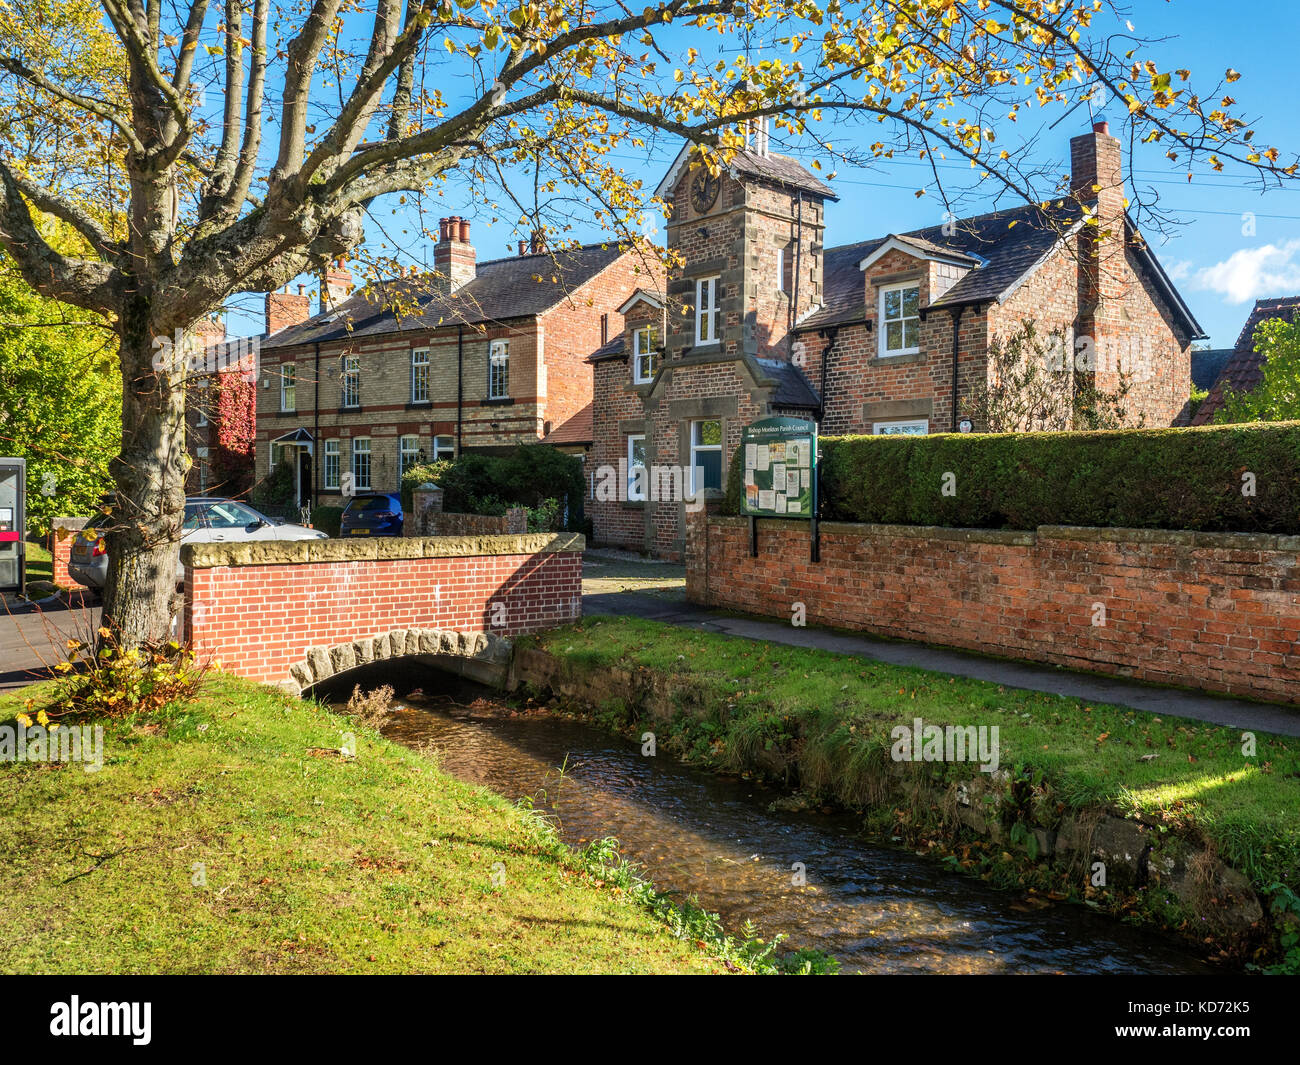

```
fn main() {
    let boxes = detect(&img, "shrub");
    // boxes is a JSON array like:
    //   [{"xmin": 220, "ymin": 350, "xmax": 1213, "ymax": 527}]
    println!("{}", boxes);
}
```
[
  {"xmin": 309, "ymin": 505, "xmax": 344, "ymax": 537},
  {"xmin": 399, "ymin": 459, "xmax": 455, "ymax": 509},
  {"xmin": 400, "ymin": 445, "xmax": 585, "ymax": 530},
  {"xmin": 809, "ymin": 422, "xmax": 1300, "ymax": 533},
  {"xmin": 249, "ymin": 460, "xmax": 295, "ymax": 511},
  {"xmin": 29, "ymin": 627, "xmax": 210, "ymax": 721}
]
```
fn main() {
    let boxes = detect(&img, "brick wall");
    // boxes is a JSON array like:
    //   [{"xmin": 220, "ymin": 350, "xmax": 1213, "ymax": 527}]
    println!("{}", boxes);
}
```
[
  {"xmin": 689, "ymin": 515, "xmax": 1300, "ymax": 705},
  {"xmin": 184, "ymin": 533, "xmax": 584, "ymax": 686},
  {"xmin": 49, "ymin": 518, "xmax": 89, "ymax": 588}
]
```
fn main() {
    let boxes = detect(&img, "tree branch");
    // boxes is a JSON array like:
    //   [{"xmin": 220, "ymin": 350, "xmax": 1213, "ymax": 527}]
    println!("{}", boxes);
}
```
[{"xmin": 0, "ymin": 159, "xmax": 118, "ymax": 313}]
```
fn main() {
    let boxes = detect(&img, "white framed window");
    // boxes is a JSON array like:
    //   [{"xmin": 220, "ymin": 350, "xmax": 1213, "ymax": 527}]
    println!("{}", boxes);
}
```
[
  {"xmin": 399, "ymin": 434, "xmax": 422, "ymax": 476},
  {"xmin": 280, "ymin": 363, "xmax": 296, "ymax": 412},
  {"xmin": 488, "ymin": 339, "xmax": 509, "ymax": 399},
  {"xmin": 695, "ymin": 276, "xmax": 720, "ymax": 347},
  {"xmin": 689, "ymin": 419, "xmax": 722, "ymax": 494},
  {"xmin": 196, "ymin": 446, "xmax": 209, "ymax": 493},
  {"xmin": 632, "ymin": 326, "xmax": 658, "ymax": 384},
  {"xmin": 411, "ymin": 347, "xmax": 429, "ymax": 403},
  {"xmin": 341, "ymin": 353, "xmax": 360, "ymax": 407},
  {"xmin": 324, "ymin": 439, "xmax": 340, "ymax": 488},
  {"xmin": 879, "ymin": 281, "xmax": 921, "ymax": 357},
  {"xmin": 352, "ymin": 437, "xmax": 371, "ymax": 489},
  {"xmin": 873, "ymin": 419, "xmax": 929, "ymax": 436},
  {"xmin": 627, "ymin": 434, "xmax": 647, "ymax": 501},
  {"xmin": 433, "ymin": 435, "xmax": 455, "ymax": 461}
]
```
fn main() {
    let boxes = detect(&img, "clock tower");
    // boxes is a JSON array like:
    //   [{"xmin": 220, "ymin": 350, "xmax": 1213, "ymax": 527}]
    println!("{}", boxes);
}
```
[{"xmin": 654, "ymin": 122, "xmax": 834, "ymax": 364}]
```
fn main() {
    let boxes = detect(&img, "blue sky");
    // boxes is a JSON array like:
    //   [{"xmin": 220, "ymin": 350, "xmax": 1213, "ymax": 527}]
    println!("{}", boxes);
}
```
[{"xmin": 233, "ymin": 0, "xmax": 1300, "ymax": 349}]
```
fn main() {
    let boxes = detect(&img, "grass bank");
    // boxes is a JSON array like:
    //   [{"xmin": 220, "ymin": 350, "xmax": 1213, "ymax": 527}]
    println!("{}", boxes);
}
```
[
  {"xmin": 524, "ymin": 617, "xmax": 1300, "ymax": 966},
  {"xmin": 0, "ymin": 673, "xmax": 813, "ymax": 974}
]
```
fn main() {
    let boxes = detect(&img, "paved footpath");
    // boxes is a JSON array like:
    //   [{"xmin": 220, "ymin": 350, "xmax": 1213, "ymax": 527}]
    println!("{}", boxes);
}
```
[
  {"xmin": 0, "ymin": 594, "xmax": 100, "ymax": 694},
  {"xmin": 583, "ymin": 582, "xmax": 1300, "ymax": 739}
]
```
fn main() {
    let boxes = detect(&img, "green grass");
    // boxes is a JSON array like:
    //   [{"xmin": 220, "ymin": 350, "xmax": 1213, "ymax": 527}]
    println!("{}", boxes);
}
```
[
  {"xmin": 0, "ymin": 674, "xmax": 786, "ymax": 974},
  {"xmin": 23, "ymin": 539, "xmax": 52, "ymax": 584},
  {"xmin": 530, "ymin": 617, "xmax": 1300, "ymax": 890}
]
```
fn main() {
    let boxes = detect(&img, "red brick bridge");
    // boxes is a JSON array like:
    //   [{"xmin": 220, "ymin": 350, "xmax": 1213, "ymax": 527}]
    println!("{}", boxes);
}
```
[{"xmin": 182, "ymin": 532, "xmax": 583, "ymax": 691}]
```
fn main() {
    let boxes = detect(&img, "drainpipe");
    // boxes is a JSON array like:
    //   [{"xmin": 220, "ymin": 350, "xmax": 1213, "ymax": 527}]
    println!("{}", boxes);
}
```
[
  {"xmin": 817, "ymin": 325, "xmax": 839, "ymax": 427},
  {"xmin": 949, "ymin": 307, "xmax": 963, "ymax": 431},
  {"xmin": 312, "ymin": 342, "xmax": 320, "ymax": 507},
  {"xmin": 456, "ymin": 324, "xmax": 464, "ymax": 453},
  {"xmin": 788, "ymin": 191, "xmax": 804, "ymax": 360}
]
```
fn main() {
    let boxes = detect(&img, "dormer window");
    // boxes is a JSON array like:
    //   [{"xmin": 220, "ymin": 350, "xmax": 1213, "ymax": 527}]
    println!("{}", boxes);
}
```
[
  {"xmin": 633, "ymin": 326, "xmax": 658, "ymax": 384},
  {"xmin": 879, "ymin": 281, "xmax": 921, "ymax": 357}
]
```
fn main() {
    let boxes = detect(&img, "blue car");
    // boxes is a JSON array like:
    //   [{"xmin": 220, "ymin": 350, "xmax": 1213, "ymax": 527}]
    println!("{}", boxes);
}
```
[{"xmin": 340, "ymin": 493, "xmax": 404, "ymax": 537}]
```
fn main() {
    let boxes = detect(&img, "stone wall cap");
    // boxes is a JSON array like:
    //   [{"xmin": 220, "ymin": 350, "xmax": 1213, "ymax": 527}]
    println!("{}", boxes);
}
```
[
  {"xmin": 710, "ymin": 515, "xmax": 1300, "ymax": 551},
  {"xmin": 183, "ymin": 532, "xmax": 585, "ymax": 568}
]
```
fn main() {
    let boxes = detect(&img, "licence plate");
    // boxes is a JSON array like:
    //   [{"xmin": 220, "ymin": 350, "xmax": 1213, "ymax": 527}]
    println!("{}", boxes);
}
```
[
  {"xmin": 352, "ymin": 528, "xmax": 369, "ymax": 535},
  {"xmin": 72, "ymin": 543, "xmax": 90, "ymax": 558}
]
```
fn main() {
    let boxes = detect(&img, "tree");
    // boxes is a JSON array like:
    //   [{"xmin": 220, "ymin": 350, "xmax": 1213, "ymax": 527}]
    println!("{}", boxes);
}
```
[
  {"xmin": 1216, "ymin": 317, "xmax": 1300, "ymax": 424},
  {"xmin": 0, "ymin": 0, "xmax": 1293, "ymax": 646},
  {"xmin": 0, "ymin": 221, "xmax": 119, "ymax": 534}
]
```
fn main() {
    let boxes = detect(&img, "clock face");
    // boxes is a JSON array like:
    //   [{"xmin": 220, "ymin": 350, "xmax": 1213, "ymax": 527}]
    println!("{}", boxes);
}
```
[{"xmin": 689, "ymin": 168, "xmax": 720, "ymax": 215}]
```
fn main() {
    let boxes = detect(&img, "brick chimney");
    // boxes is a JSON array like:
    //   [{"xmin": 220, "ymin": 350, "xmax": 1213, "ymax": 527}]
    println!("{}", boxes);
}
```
[
  {"xmin": 1071, "ymin": 119, "xmax": 1124, "ymax": 222},
  {"xmin": 433, "ymin": 216, "xmax": 477, "ymax": 292},
  {"xmin": 1071, "ymin": 119, "xmax": 1126, "ymax": 391},
  {"xmin": 265, "ymin": 284, "xmax": 311, "ymax": 335},
  {"xmin": 321, "ymin": 260, "xmax": 354, "ymax": 312}
]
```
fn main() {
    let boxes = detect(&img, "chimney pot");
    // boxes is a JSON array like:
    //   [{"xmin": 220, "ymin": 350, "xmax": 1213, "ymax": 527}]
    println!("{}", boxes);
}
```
[
  {"xmin": 1093, "ymin": 119, "xmax": 1110, "ymax": 135},
  {"xmin": 459, "ymin": 219, "xmax": 471, "ymax": 242}
]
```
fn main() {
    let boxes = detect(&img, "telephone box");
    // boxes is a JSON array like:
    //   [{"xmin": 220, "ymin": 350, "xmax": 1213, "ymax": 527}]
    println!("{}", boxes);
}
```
[{"xmin": 0, "ymin": 458, "xmax": 25, "ymax": 595}]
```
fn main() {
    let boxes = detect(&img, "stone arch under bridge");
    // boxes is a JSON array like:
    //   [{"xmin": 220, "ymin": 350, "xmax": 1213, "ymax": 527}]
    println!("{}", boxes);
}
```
[{"xmin": 287, "ymin": 628, "xmax": 514, "ymax": 694}]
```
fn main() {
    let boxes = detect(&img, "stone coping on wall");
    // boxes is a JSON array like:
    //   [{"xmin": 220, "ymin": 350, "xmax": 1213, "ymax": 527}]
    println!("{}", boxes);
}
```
[
  {"xmin": 709, "ymin": 515, "xmax": 1300, "ymax": 552},
  {"xmin": 182, "ymin": 532, "xmax": 585, "ymax": 569}
]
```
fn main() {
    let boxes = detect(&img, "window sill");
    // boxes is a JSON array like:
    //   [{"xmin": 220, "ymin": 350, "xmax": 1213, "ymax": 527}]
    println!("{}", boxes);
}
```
[
  {"xmin": 273, "ymin": 409, "xmax": 298, "ymax": 417},
  {"xmin": 483, "ymin": 397, "xmax": 514, "ymax": 406},
  {"xmin": 405, "ymin": 401, "xmax": 432, "ymax": 410},
  {"xmin": 874, "ymin": 350, "xmax": 927, "ymax": 365},
  {"xmin": 338, "ymin": 406, "xmax": 362, "ymax": 413}
]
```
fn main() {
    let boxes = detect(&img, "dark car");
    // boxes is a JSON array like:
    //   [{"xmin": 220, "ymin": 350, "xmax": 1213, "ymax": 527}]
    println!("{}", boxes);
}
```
[{"xmin": 340, "ymin": 493, "xmax": 404, "ymax": 537}]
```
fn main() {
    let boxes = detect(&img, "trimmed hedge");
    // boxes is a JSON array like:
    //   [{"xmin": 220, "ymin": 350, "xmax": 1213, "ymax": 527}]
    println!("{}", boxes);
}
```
[
  {"xmin": 400, "ymin": 444, "xmax": 586, "ymax": 532},
  {"xmin": 728, "ymin": 422, "xmax": 1300, "ymax": 533}
]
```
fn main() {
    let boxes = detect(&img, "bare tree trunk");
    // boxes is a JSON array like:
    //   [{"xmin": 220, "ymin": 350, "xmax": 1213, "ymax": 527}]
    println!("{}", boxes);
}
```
[{"xmin": 100, "ymin": 297, "xmax": 190, "ymax": 647}]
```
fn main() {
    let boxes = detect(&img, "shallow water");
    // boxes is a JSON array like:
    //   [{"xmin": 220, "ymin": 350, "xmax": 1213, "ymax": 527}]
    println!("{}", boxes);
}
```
[{"xmin": 330, "ymin": 670, "xmax": 1212, "ymax": 974}]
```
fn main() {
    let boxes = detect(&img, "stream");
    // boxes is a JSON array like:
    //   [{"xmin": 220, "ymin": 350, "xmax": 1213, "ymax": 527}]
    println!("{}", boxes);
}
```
[{"xmin": 321, "ymin": 667, "xmax": 1212, "ymax": 975}]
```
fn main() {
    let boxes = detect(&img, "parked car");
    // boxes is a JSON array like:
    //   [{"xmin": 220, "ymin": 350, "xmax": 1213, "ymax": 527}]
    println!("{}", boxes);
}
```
[
  {"xmin": 340, "ymin": 493, "xmax": 404, "ymax": 537},
  {"xmin": 67, "ymin": 497, "xmax": 328, "ymax": 588}
]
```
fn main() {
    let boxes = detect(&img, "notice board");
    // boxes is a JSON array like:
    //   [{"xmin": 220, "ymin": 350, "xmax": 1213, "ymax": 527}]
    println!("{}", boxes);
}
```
[{"xmin": 739, "ymin": 416, "xmax": 817, "ymax": 519}]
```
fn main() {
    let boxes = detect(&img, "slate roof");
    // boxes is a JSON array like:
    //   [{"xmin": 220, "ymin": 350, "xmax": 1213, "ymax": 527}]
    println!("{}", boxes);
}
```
[
  {"xmin": 728, "ymin": 149, "xmax": 838, "ymax": 200},
  {"xmin": 795, "ymin": 202, "xmax": 1205, "ymax": 341},
  {"xmin": 1190, "ymin": 296, "xmax": 1300, "ymax": 425},
  {"xmin": 586, "ymin": 335, "xmax": 626, "ymax": 362},
  {"xmin": 542, "ymin": 402, "xmax": 594, "ymax": 446},
  {"xmin": 655, "ymin": 144, "xmax": 837, "ymax": 201},
  {"xmin": 1190, "ymin": 348, "xmax": 1234, "ymax": 392},
  {"xmin": 797, "ymin": 202, "xmax": 1080, "ymax": 332},
  {"xmin": 262, "ymin": 243, "xmax": 626, "ymax": 350},
  {"xmin": 753, "ymin": 357, "xmax": 821, "ymax": 409}
]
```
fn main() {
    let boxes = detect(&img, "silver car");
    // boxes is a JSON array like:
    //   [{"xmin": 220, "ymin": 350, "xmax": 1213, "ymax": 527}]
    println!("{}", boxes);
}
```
[{"xmin": 68, "ymin": 497, "xmax": 328, "ymax": 588}]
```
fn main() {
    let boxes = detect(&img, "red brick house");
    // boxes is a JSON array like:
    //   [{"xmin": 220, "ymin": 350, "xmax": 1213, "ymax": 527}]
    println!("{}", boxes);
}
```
[
  {"xmin": 252, "ymin": 221, "xmax": 655, "ymax": 511},
  {"xmin": 588, "ymin": 120, "xmax": 1206, "ymax": 559},
  {"xmin": 1188, "ymin": 296, "xmax": 1300, "ymax": 424},
  {"xmin": 184, "ymin": 316, "xmax": 256, "ymax": 497}
]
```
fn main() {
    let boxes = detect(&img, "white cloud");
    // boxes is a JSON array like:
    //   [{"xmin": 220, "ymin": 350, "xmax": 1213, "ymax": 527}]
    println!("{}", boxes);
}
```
[
  {"xmin": 1164, "ymin": 258, "xmax": 1194, "ymax": 282},
  {"xmin": 1193, "ymin": 240, "xmax": 1300, "ymax": 304}
]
